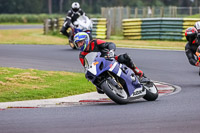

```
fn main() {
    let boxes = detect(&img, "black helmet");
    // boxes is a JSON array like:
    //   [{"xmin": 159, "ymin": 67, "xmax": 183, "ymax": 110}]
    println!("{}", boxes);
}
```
[
  {"xmin": 185, "ymin": 27, "xmax": 197, "ymax": 44},
  {"xmin": 71, "ymin": 2, "xmax": 80, "ymax": 12}
]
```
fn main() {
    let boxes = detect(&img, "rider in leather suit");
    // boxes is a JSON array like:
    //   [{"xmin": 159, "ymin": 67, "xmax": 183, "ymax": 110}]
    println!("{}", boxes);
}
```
[
  {"xmin": 60, "ymin": 2, "xmax": 85, "ymax": 38},
  {"xmin": 74, "ymin": 32, "xmax": 145, "ymax": 76},
  {"xmin": 185, "ymin": 27, "xmax": 200, "ymax": 67},
  {"xmin": 194, "ymin": 21, "xmax": 200, "ymax": 42}
]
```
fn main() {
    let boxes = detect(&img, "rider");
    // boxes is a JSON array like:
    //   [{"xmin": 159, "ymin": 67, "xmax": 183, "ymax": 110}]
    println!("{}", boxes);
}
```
[
  {"xmin": 74, "ymin": 32, "xmax": 146, "ymax": 85},
  {"xmin": 60, "ymin": 2, "xmax": 85, "ymax": 38},
  {"xmin": 185, "ymin": 27, "xmax": 200, "ymax": 67},
  {"xmin": 194, "ymin": 21, "xmax": 200, "ymax": 42}
]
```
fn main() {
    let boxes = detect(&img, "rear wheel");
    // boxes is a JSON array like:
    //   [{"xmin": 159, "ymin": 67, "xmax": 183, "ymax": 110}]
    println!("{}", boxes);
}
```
[
  {"xmin": 143, "ymin": 81, "xmax": 158, "ymax": 101},
  {"xmin": 100, "ymin": 77, "xmax": 129, "ymax": 104}
]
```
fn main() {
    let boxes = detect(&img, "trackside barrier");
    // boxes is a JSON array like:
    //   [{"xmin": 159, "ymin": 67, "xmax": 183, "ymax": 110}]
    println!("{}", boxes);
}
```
[
  {"xmin": 43, "ymin": 18, "xmax": 59, "ymax": 34},
  {"xmin": 44, "ymin": 18, "xmax": 109, "ymax": 39},
  {"xmin": 91, "ymin": 18, "xmax": 107, "ymax": 39},
  {"xmin": 122, "ymin": 18, "xmax": 200, "ymax": 40}
]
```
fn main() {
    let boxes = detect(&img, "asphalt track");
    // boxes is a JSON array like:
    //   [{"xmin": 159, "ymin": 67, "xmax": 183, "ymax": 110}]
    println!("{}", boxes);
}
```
[
  {"xmin": 0, "ymin": 44, "xmax": 200, "ymax": 133},
  {"xmin": 0, "ymin": 24, "xmax": 43, "ymax": 29}
]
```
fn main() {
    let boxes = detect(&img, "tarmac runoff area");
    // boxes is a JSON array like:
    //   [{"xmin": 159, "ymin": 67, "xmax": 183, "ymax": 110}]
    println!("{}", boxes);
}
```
[{"xmin": 0, "ymin": 81, "xmax": 181, "ymax": 110}]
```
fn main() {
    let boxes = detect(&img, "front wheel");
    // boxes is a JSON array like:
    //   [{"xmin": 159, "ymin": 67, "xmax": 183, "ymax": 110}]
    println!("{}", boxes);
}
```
[
  {"xmin": 143, "ymin": 81, "xmax": 158, "ymax": 101},
  {"xmin": 100, "ymin": 78, "xmax": 129, "ymax": 104},
  {"xmin": 69, "ymin": 41, "xmax": 77, "ymax": 49}
]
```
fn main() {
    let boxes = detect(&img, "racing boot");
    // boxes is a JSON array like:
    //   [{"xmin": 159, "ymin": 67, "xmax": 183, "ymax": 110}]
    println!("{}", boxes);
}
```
[
  {"xmin": 133, "ymin": 66, "xmax": 144, "ymax": 78},
  {"xmin": 117, "ymin": 53, "xmax": 148, "ymax": 81}
]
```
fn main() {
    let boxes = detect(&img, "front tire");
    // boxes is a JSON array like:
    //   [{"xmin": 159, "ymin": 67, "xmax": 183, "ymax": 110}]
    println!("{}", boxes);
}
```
[
  {"xmin": 100, "ymin": 78, "xmax": 129, "ymax": 104},
  {"xmin": 143, "ymin": 82, "xmax": 158, "ymax": 101},
  {"xmin": 69, "ymin": 41, "xmax": 77, "ymax": 49}
]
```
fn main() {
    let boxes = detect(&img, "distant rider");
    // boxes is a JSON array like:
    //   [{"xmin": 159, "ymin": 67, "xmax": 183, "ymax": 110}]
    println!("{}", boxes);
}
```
[
  {"xmin": 60, "ymin": 2, "xmax": 85, "ymax": 38},
  {"xmin": 73, "ymin": 32, "xmax": 146, "ymax": 93},
  {"xmin": 194, "ymin": 21, "xmax": 200, "ymax": 42},
  {"xmin": 185, "ymin": 27, "xmax": 200, "ymax": 67}
]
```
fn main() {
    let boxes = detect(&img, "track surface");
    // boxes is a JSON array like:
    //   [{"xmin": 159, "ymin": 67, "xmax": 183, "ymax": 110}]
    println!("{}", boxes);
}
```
[
  {"xmin": 0, "ymin": 44, "xmax": 200, "ymax": 133},
  {"xmin": 0, "ymin": 24, "xmax": 43, "ymax": 29}
]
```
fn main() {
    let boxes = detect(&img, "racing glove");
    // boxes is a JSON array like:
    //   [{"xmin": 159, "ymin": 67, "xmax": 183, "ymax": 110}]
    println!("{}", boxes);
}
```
[
  {"xmin": 133, "ymin": 67, "xmax": 144, "ymax": 77},
  {"xmin": 195, "ymin": 60, "xmax": 200, "ymax": 67}
]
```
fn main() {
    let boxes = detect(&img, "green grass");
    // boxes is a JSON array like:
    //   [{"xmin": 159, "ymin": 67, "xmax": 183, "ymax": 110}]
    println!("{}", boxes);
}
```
[
  {"xmin": 0, "ymin": 28, "xmax": 186, "ymax": 50},
  {"xmin": 0, "ymin": 29, "xmax": 68, "ymax": 45},
  {"xmin": 0, "ymin": 67, "xmax": 95, "ymax": 102},
  {"xmin": 185, "ymin": 14, "xmax": 200, "ymax": 18}
]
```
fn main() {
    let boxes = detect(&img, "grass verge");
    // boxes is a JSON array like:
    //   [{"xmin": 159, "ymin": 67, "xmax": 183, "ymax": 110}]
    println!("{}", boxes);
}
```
[
  {"xmin": 0, "ymin": 28, "xmax": 186, "ymax": 50},
  {"xmin": 0, "ymin": 29, "xmax": 67, "ymax": 45},
  {"xmin": 0, "ymin": 67, "xmax": 95, "ymax": 102}
]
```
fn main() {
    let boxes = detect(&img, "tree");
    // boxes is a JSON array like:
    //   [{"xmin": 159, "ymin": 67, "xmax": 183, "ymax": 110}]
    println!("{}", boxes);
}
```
[
  {"xmin": 48, "ymin": 0, "xmax": 52, "ymax": 14},
  {"xmin": 59, "ymin": 0, "xmax": 63, "ymax": 13}
]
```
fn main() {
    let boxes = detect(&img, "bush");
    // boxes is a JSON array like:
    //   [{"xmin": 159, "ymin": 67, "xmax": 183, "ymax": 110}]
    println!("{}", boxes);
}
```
[{"xmin": 0, "ymin": 14, "xmax": 65, "ymax": 23}]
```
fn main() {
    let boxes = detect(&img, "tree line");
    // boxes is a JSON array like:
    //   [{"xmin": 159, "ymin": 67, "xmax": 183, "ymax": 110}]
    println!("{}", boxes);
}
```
[{"xmin": 0, "ymin": 0, "xmax": 199, "ymax": 14}]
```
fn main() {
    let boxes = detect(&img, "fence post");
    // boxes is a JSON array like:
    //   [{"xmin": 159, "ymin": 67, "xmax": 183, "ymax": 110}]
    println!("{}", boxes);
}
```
[
  {"xmin": 175, "ymin": 6, "xmax": 177, "ymax": 17},
  {"xmin": 172, "ymin": 6, "xmax": 177, "ymax": 17},
  {"xmin": 107, "ymin": 18, "xmax": 111, "ymax": 39},
  {"xmin": 44, "ymin": 19, "xmax": 50, "ymax": 35},
  {"xmin": 101, "ymin": 7, "xmax": 106, "ymax": 18},
  {"xmin": 110, "ymin": 7, "xmax": 116, "ymax": 34},
  {"xmin": 190, "ymin": 7, "xmax": 192, "ymax": 16},
  {"xmin": 51, "ymin": 18, "xmax": 55, "ymax": 32},
  {"xmin": 135, "ymin": 8, "xmax": 138, "ymax": 18},
  {"xmin": 115, "ymin": 7, "xmax": 123, "ymax": 35},
  {"xmin": 151, "ymin": 7, "xmax": 155, "ymax": 17},
  {"xmin": 199, "ymin": 7, "xmax": 200, "ymax": 14},
  {"xmin": 125, "ymin": 6, "xmax": 131, "ymax": 18},
  {"xmin": 143, "ymin": 7, "xmax": 147, "ymax": 18},
  {"xmin": 160, "ymin": 7, "xmax": 164, "ymax": 17}
]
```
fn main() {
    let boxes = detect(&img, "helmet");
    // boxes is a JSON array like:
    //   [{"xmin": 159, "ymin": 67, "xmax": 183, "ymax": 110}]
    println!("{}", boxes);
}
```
[
  {"xmin": 194, "ymin": 21, "xmax": 200, "ymax": 39},
  {"xmin": 194, "ymin": 21, "xmax": 200, "ymax": 32},
  {"xmin": 185, "ymin": 27, "xmax": 197, "ymax": 44},
  {"xmin": 71, "ymin": 2, "xmax": 80, "ymax": 12},
  {"xmin": 74, "ymin": 32, "xmax": 90, "ymax": 51}
]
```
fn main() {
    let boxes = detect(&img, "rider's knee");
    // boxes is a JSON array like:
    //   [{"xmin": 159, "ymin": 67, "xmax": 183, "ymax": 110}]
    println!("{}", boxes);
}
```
[
  {"xmin": 60, "ymin": 26, "xmax": 66, "ymax": 33},
  {"xmin": 118, "ymin": 53, "xmax": 131, "ymax": 63}
]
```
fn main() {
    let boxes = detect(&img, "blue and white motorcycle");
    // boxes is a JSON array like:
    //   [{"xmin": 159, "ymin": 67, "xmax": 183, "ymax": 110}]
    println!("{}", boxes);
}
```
[{"xmin": 84, "ymin": 52, "xmax": 158, "ymax": 104}]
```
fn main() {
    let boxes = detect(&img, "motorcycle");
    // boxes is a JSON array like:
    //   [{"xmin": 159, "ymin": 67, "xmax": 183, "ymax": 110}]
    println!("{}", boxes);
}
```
[
  {"xmin": 84, "ymin": 52, "xmax": 158, "ymax": 104},
  {"xmin": 68, "ymin": 15, "xmax": 93, "ymax": 49}
]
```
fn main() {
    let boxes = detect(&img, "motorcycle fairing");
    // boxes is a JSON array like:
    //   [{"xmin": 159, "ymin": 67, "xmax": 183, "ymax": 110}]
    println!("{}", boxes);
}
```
[{"xmin": 85, "ymin": 53, "xmax": 142, "ymax": 96}]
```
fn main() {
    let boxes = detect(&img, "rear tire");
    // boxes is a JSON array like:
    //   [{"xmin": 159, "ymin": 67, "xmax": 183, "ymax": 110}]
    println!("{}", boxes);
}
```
[
  {"xmin": 143, "ymin": 82, "xmax": 158, "ymax": 101},
  {"xmin": 100, "ymin": 78, "xmax": 129, "ymax": 104}
]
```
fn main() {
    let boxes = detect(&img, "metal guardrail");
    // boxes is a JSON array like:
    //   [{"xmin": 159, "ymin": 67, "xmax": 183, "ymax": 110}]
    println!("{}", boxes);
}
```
[
  {"xmin": 123, "ymin": 18, "xmax": 200, "ymax": 40},
  {"xmin": 44, "ymin": 18, "xmax": 109, "ymax": 39}
]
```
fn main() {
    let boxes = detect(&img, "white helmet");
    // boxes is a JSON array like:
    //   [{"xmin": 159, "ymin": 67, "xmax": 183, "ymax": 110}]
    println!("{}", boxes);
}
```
[
  {"xmin": 194, "ymin": 21, "xmax": 200, "ymax": 32},
  {"xmin": 71, "ymin": 2, "xmax": 80, "ymax": 12}
]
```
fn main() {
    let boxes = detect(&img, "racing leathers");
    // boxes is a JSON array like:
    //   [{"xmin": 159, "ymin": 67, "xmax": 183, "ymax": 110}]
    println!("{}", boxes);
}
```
[
  {"xmin": 60, "ymin": 9, "xmax": 85, "ymax": 37},
  {"xmin": 185, "ymin": 39, "xmax": 200, "ymax": 66},
  {"xmin": 79, "ymin": 39, "xmax": 144, "ymax": 77}
]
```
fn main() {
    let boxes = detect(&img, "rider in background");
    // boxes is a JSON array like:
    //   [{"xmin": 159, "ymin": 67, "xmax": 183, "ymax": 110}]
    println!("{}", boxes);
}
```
[
  {"xmin": 185, "ymin": 27, "xmax": 200, "ymax": 67},
  {"xmin": 74, "ymin": 32, "xmax": 146, "ymax": 82},
  {"xmin": 60, "ymin": 2, "xmax": 85, "ymax": 38},
  {"xmin": 194, "ymin": 21, "xmax": 200, "ymax": 42}
]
